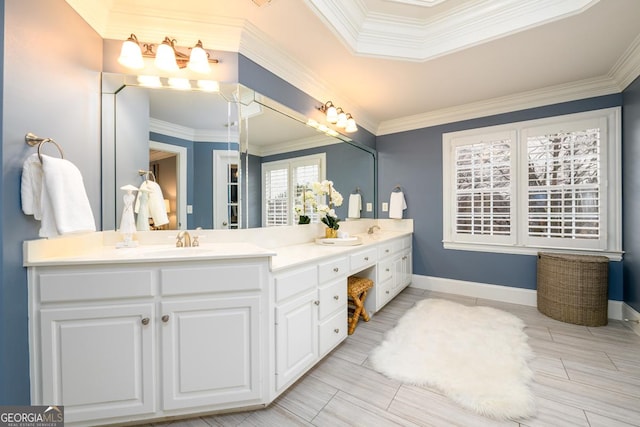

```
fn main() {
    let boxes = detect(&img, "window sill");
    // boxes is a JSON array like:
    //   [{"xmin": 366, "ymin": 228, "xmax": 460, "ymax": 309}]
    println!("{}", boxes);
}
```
[{"xmin": 442, "ymin": 241, "xmax": 623, "ymax": 261}]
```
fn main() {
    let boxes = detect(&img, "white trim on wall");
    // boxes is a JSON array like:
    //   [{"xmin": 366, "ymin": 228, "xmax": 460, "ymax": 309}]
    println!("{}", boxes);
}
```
[
  {"xmin": 410, "ymin": 274, "xmax": 625, "ymax": 322},
  {"xmin": 622, "ymin": 304, "xmax": 640, "ymax": 337}
]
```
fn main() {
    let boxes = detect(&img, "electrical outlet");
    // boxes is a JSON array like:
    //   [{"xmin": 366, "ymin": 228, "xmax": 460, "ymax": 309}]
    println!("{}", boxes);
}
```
[
  {"xmin": 366, "ymin": 202, "xmax": 373, "ymax": 212},
  {"xmin": 382, "ymin": 202, "xmax": 389, "ymax": 212},
  {"xmin": 187, "ymin": 205, "xmax": 193, "ymax": 214}
]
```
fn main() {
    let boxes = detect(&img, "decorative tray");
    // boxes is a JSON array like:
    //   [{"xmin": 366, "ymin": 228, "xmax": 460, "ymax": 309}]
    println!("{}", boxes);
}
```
[{"xmin": 315, "ymin": 236, "xmax": 363, "ymax": 246}]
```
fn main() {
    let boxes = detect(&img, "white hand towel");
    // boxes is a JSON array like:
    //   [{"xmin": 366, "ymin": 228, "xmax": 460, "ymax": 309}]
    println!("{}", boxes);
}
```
[
  {"xmin": 41, "ymin": 154, "xmax": 96, "ymax": 236},
  {"xmin": 389, "ymin": 191, "xmax": 407, "ymax": 219},
  {"xmin": 144, "ymin": 180, "xmax": 169, "ymax": 227},
  {"xmin": 135, "ymin": 180, "xmax": 169, "ymax": 227},
  {"xmin": 348, "ymin": 193, "xmax": 362, "ymax": 219},
  {"xmin": 21, "ymin": 153, "xmax": 43, "ymax": 219}
]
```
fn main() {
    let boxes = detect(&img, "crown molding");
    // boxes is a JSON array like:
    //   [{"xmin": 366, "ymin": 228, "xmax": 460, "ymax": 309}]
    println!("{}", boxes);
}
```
[
  {"xmin": 150, "ymin": 118, "xmax": 235, "ymax": 142},
  {"xmin": 609, "ymin": 33, "xmax": 640, "ymax": 91},
  {"xmin": 253, "ymin": 134, "xmax": 340, "ymax": 157},
  {"xmin": 305, "ymin": 0, "xmax": 599, "ymax": 61},
  {"xmin": 376, "ymin": 76, "xmax": 622, "ymax": 135}
]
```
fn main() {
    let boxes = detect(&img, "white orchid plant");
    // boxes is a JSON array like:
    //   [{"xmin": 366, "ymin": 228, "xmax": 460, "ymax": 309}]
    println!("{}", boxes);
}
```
[{"xmin": 294, "ymin": 180, "xmax": 343, "ymax": 228}]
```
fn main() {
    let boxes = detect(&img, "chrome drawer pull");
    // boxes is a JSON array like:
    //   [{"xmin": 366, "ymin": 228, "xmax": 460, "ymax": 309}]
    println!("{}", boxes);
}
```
[
  {"xmin": 333, "ymin": 267, "xmax": 339, "ymax": 272},
  {"xmin": 334, "ymin": 328, "xmax": 340, "ymax": 333},
  {"xmin": 314, "ymin": 300, "xmax": 320, "ymax": 305},
  {"xmin": 333, "ymin": 295, "xmax": 339, "ymax": 300},
  {"xmin": 364, "ymin": 257, "xmax": 369, "ymax": 261}
]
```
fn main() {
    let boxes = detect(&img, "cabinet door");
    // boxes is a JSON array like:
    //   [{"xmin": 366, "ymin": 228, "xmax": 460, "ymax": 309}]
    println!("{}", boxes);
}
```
[
  {"xmin": 161, "ymin": 296, "xmax": 261, "ymax": 410},
  {"xmin": 275, "ymin": 290, "xmax": 318, "ymax": 391},
  {"xmin": 399, "ymin": 250, "xmax": 412, "ymax": 288},
  {"xmin": 40, "ymin": 304, "xmax": 155, "ymax": 423}
]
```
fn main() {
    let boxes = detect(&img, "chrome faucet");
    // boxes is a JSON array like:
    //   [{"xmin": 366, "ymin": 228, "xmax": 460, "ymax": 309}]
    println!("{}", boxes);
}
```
[
  {"xmin": 367, "ymin": 225, "xmax": 381, "ymax": 234},
  {"xmin": 176, "ymin": 230, "xmax": 192, "ymax": 247}
]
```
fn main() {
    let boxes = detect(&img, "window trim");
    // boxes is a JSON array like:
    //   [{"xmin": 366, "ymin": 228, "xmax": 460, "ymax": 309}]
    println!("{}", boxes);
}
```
[
  {"xmin": 261, "ymin": 153, "xmax": 326, "ymax": 227},
  {"xmin": 442, "ymin": 107, "xmax": 622, "ymax": 261}
]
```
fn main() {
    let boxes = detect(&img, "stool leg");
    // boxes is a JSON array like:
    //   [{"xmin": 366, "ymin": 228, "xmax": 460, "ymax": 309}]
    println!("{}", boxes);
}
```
[{"xmin": 360, "ymin": 290, "xmax": 370, "ymax": 322}]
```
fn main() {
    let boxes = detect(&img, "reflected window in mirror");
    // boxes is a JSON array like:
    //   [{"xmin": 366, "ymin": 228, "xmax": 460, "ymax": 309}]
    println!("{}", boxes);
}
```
[{"xmin": 262, "ymin": 153, "xmax": 326, "ymax": 227}]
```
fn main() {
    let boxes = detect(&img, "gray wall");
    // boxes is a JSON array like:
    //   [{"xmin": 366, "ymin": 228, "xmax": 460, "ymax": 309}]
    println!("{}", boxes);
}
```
[
  {"xmin": 623, "ymin": 76, "xmax": 640, "ymax": 311},
  {"xmin": 377, "ymin": 95, "xmax": 624, "ymax": 299},
  {"xmin": 1, "ymin": 0, "xmax": 102, "ymax": 403}
]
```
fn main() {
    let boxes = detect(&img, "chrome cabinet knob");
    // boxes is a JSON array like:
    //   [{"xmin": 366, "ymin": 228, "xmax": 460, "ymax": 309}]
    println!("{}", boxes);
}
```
[
  {"xmin": 333, "ymin": 295, "xmax": 339, "ymax": 300},
  {"xmin": 314, "ymin": 300, "xmax": 320, "ymax": 305},
  {"xmin": 161, "ymin": 315, "xmax": 170, "ymax": 323},
  {"xmin": 364, "ymin": 256, "xmax": 369, "ymax": 261},
  {"xmin": 141, "ymin": 317, "xmax": 150, "ymax": 325},
  {"xmin": 334, "ymin": 328, "xmax": 340, "ymax": 333},
  {"xmin": 333, "ymin": 267, "xmax": 339, "ymax": 272}
]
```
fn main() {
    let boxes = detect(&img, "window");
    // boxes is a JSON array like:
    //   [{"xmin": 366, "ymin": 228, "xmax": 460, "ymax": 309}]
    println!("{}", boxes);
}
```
[
  {"xmin": 262, "ymin": 153, "xmax": 326, "ymax": 226},
  {"xmin": 443, "ymin": 107, "xmax": 621, "ymax": 260}
]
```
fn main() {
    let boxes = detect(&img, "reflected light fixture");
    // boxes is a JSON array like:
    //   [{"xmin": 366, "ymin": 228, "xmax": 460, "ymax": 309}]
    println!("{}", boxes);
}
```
[
  {"xmin": 117, "ymin": 33, "xmax": 219, "ymax": 74},
  {"xmin": 317, "ymin": 101, "xmax": 358, "ymax": 133}
]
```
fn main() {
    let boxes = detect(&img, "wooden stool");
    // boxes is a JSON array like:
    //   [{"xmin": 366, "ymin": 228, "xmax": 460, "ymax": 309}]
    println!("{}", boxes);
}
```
[{"xmin": 347, "ymin": 276, "xmax": 373, "ymax": 335}]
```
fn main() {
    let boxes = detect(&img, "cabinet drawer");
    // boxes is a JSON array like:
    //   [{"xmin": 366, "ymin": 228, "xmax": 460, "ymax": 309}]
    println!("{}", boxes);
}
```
[
  {"xmin": 318, "ymin": 309, "xmax": 347, "ymax": 356},
  {"xmin": 318, "ymin": 278, "xmax": 347, "ymax": 319},
  {"xmin": 350, "ymin": 248, "xmax": 378, "ymax": 272},
  {"xmin": 378, "ymin": 240, "xmax": 402, "ymax": 258},
  {"xmin": 38, "ymin": 270, "xmax": 153, "ymax": 303},
  {"xmin": 378, "ymin": 259, "xmax": 393, "ymax": 283},
  {"xmin": 318, "ymin": 258, "xmax": 348, "ymax": 284},
  {"xmin": 377, "ymin": 277, "xmax": 395, "ymax": 310},
  {"xmin": 274, "ymin": 266, "xmax": 318, "ymax": 303},
  {"xmin": 161, "ymin": 263, "xmax": 265, "ymax": 295}
]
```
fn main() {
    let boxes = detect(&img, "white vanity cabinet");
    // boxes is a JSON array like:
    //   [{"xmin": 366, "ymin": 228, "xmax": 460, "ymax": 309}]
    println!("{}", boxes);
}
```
[
  {"xmin": 273, "ymin": 256, "xmax": 348, "ymax": 393},
  {"xmin": 29, "ymin": 267, "xmax": 157, "ymax": 424},
  {"xmin": 375, "ymin": 235, "xmax": 413, "ymax": 310},
  {"xmin": 28, "ymin": 258, "xmax": 269, "ymax": 427},
  {"xmin": 159, "ymin": 263, "xmax": 266, "ymax": 411}
]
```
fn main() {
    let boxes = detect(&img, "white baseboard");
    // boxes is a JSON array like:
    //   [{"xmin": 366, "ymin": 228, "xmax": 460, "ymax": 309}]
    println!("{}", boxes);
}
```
[
  {"xmin": 410, "ymin": 274, "xmax": 624, "ymax": 321},
  {"xmin": 622, "ymin": 303, "xmax": 640, "ymax": 336}
]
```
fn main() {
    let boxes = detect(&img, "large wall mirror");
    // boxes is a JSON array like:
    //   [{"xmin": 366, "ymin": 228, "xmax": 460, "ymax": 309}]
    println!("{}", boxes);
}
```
[{"xmin": 101, "ymin": 73, "xmax": 376, "ymax": 231}]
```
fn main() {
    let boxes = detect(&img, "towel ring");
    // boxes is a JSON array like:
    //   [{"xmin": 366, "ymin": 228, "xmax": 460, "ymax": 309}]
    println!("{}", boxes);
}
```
[
  {"xmin": 138, "ymin": 169, "xmax": 156, "ymax": 182},
  {"xmin": 25, "ymin": 132, "xmax": 64, "ymax": 163},
  {"xmin": 393, "ymin": 185, "xmax": 402, "ymax": 192}
]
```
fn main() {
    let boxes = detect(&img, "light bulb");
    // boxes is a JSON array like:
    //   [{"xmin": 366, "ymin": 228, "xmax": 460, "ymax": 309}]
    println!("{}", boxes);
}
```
[{"xmin": 197, "ymin": 80, "xmax": 219, "ymax": 92}]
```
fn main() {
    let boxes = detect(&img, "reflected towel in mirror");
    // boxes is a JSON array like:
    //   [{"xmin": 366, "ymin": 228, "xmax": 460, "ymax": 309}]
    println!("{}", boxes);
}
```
[
  {"xmin": 389, "ymin": 191, "xmax": 407, "ymax": 219},
  {"xmin": 348, "ymin": 193, "xmax": 362, "ymax": 219}
]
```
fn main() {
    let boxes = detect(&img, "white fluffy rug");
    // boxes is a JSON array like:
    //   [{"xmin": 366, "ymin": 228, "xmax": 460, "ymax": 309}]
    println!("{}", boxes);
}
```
[{"xmin": 369, "ymin": 299, "xmax": 535, "ymax": 420}]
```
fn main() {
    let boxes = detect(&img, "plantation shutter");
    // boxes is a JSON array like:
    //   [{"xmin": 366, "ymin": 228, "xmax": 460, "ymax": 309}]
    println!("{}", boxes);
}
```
[
  {"xmin": 265, "ymin": 166, "xmax": 289, "ymax": 226},
  {"xmin": 523, "ymin": 117, "xmax": 606, "ymax": 249},
  {"xmin": 450, "ymin": 131, "xmax": 516, "ymax": 245}
]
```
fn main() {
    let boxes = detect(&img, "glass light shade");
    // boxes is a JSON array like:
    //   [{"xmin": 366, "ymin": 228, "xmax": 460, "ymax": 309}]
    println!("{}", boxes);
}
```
[
  {"xmin": 336, "ymin": 112, "xmax": 348, "ymax": 128},
  {"xmin": 118, "ymin": 39, "xmax": 144, "ymax": 69},
  {"xmin": 345, "ymin": 117, "xmax": 358, "ymax": 133},
  {"xmin": 155, "ymin": 42, "xmax": 179, "ymax": 72},
  {"xmin": 188, "ymin": 44, "xmax": 211, "ymax": 74},
  {"xmin": 325, "ymin": 105, "xmax": 338, "ymax": 123},
  {"xmin": 168, "ymin": 77, "xmax": 191, "ymax": 90},
  {"xmin": 197, "ymin": 80, "xmax": 220, "ymax": 92}
]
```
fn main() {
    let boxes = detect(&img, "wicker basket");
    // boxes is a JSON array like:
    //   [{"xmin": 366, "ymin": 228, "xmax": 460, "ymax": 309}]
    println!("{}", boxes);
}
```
[{"xmin": 537, "ymin": 252, "xmax": 609, "ymax": 326}]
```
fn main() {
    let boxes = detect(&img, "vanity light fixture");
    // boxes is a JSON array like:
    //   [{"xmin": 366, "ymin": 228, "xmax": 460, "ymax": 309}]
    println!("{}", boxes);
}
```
[
  {"xmin": 167, "ymin": 77, "xmax": 191, "ymax": 90},
  {"xmin": 117, "ymin": 33, "xmax": 219, "ymax": 74},
  {"xmin": 317, "ymin": 101, "xmax": 358, "ymax": 133}
]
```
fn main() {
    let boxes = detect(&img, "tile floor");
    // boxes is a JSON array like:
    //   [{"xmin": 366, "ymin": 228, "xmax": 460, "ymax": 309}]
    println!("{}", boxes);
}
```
[{"xmin": 149, "ymin": 288, "xmax": 640, "ymax": 427}]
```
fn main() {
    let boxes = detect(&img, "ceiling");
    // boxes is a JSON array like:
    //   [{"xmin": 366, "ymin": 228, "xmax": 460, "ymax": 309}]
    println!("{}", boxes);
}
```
[{"xmin": 66, "ymin": 0, "xmax": 640, "ymax": 135}]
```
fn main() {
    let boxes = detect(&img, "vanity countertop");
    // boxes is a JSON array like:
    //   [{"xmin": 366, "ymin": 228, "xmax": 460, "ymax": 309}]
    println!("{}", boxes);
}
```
[
  {"xmin": 23, "ymin": 221, "xmax": 413, "ymax": 269},
  {"xmin": 270, "ymin": 231, "xmax": 412, "ymax": 272},
  {"xmin": 24, "ymin": 241, "xmax": 276, "ymax": 267}
]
